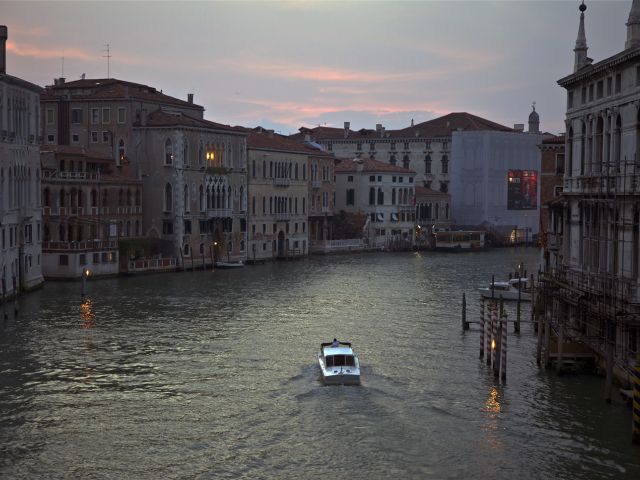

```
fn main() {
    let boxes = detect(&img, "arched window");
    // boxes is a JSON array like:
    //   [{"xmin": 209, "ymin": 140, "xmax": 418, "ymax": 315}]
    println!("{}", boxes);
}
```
[
  {"xmin": 165, "ymin": 138, "xmax": 173, "ymax": 165},
  {"xmin": 199, "ymin": 185, "xmax": 205, "ymax": 211},
  {"xmin": 369, "ymin": 187, "xmax": 375, "ymax": 205},
  {"xmin": 118, "ymin": 139, "xmax": 125, "ymax": 165},
  {"xmin": 164, "ymin": 183, "xmax": 172, "ymax": 211},
  {"xmin": 377, "ymin": 187, "xmax": 384, "ymax": 205}
]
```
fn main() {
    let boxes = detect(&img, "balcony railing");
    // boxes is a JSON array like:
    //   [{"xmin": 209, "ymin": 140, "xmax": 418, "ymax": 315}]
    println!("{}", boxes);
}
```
[
  {"xmin": 273, "ymin": 177, "xmax": 290, "ymax": 187},
  {"xmin": 43, "ymin": 171, "xmax": 102, "ymax": 181},
  {"xmin": 127, "ymin": 257, "xmax": 177, "ymax": 273},
  {"xmin": 42, "ymin": 240, "xmax": 118, "ymax": 251},
  {"xmin": 274, "ymin": 212, "xmax": 291, "ymax": 221},
  {"xmin": 43, "ymin": 205, "xmax": 142, "ymax": 216},
  {"xmin": 207, "ymin": 207, "xmax": 232, "ymax": 218},
  {"xmin": 311, "ymin": 179, "xmax": 322, "ymax": 189}
]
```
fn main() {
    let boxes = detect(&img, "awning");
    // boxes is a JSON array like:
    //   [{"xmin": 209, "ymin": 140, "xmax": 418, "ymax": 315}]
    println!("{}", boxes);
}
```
[
  {"xmin": 376, "ymin": 213, "xmax": 384, "ymax": 221},
  {"xmin": 391, "ymin": 213, "xmax": 398, "ymax": 222}
]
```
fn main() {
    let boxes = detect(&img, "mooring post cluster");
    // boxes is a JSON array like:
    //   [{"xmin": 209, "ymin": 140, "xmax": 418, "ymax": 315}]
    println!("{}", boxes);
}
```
[{"xmin": 478, "ymin": 295, "xmax": 508, "ymax": 382}]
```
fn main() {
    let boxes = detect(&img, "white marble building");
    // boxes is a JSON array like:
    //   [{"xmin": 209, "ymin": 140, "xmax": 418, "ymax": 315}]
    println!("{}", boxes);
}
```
[{"xmin": 0, "ymin": 25, "xmax": 44, "ymax": 298}]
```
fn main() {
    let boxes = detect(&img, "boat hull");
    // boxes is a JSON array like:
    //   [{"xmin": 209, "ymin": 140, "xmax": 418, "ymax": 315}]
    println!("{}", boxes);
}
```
[{"xmin": 478, "ymin": 288, "xmax": 531, "ymax": 301}]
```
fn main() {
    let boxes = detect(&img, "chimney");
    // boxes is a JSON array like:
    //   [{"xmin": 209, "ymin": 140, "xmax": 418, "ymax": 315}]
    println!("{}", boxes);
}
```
[
  {"xmin": 513, "ymin": 123, "xmax": 524, "ymax": 132},
  {"xmin": 187, "ymin": 93, "xmax": 194, "ymax": 104},
  {"xmin": 53, "ymin": 77, "xmax": 65, "ymax": 86},
  {"xmin": 0, "ymin": 25, "xmax": 6, "ymax": 75},
  {"xmin": 304, "ymin": 132, "xmax": 311, "ymax": 142},
  {"xmin": 344, "ymin": 121, "xmax": 350, "ymax": 138}
]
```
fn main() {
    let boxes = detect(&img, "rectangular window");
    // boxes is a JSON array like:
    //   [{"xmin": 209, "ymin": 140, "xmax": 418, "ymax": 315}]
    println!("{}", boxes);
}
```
[
  {"xmin": 409, "ymin": 177, "xmax": 414, "ymax": 183},
  {"xmin": 404, "ymin": 142, "xmax": 409, "ymax": 150},
  {"xmin": 369, "ymin": 142, "xmax": 375, "ymax": 151},
  {"xmin": 72, "ymin": 133, "xmax": 79, "ymax": 143},
  {"xmin": 588, "ymin": 84, "xmax": 594, "ymax": 101},
  {"xmin": 567, "ymin": 91, "xmax": 574, "ymax": 109},
  {"xmin": 554, "ymin": 186, "xmax": 563, "ymax": 197},
  {"xmin": 347, "ymin": 175, "xmax": 354, "ymax": 182},
  {"xmin": 399, "ymin": 177, "xmax": 404, "ymax": 183},
  {"xmin": 328, "ymin": 143, "xmax": 333, "ymax": 151},
  {"xmin": 117, "ymin": 107, "xmax": 126, "ymax": 124},
  {"xmin": 425, "ymin": 141, "xmax": 431, "ymax": 149},
  {"xmin": 93, "ymin": 253, "xmax": 100, "ymax": 264},
  {"xmin": 581, "ymin": 86, "xmax": 587, "ymax": 104},
  {"xmin": 79, "ymin": 254, "xmax": 87, "ymax": 266},
  {"xmin": 369, "ymin": 175, "xmax": 375, "ymax": 182},
  {"xmin": 163, "ymin": 221, "xmax": 174, "ymax": 235},
  {"xmin": 46, "ymin": 108, "xmax": 54, "ymax": 124},
  {"xmin": 356, "ymin": 142, "xmax": 362, "ymax": 151},
  {"xmin": 71, "ymin": 108, "xmax": 83, "ymax": 124},
  {"xmin": 91, "ymin": 108, "xmax": 99, "ymax": 124},
  {"xmin": 91, "ymin": 131, "xmax": 98, "ymax": 142},
  {"xmin": 596, "ymin": 80, "xmax": 603, "ymax": 99},
  {"xmin": 102, "ymin": 131, "xmax": 109, "ymax": 143},
  {"xmin": 47, "ymin": 134, "xmax": 55, "ymax": 143},
  {"xmin": 102, "ymin": 107, "xmax": 110, "ymax": 124},
  {"xmin": 615, "ymin": 73, "xmax": 622, "ymax": 93},
  {"xmin": 59, "ymin": 254, "xmax": 68, "ymax": 266},
  {"xmin": 390, "ymin": 143, "xmax": 396, "ymax": 151},
  {"xmin": 346, "ymin": 189, "xmax": 355, "ymax": 205},
  {"xmin": 556, "ymin": 154, "xmax": 565, "ymax": 175},
  {"xmin": 184, "ymin": 220, "xmax": 192, "ymax": 234},
  {"xmin": 377, "ymin": 175, "xmax": 382, "ymax": 182},
  {"xmin": 607, "ymin": 77, "xmax": 613, "ymax": 96}
]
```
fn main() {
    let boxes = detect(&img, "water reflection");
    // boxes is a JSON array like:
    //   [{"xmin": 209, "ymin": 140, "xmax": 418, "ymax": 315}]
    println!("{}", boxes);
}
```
[
  {"xmin": 80, "ymin": 297, "xmax": 95, "ymax": 329},
  {"xmin": 485, "ymin": 386, "xmax": 502, "ymax": 414}
]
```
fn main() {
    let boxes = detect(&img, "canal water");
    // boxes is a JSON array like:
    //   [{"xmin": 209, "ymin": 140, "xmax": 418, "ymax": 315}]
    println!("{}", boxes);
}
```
[{"xmin": 0, "ymin": 248, "xmax": 638, "ymax": 479}]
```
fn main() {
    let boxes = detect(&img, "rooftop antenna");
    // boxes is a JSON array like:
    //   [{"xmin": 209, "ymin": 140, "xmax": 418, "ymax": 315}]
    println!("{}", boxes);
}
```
[{"xmin": 103, "ymin": 43, "xmax": 111, "ymax": 78}]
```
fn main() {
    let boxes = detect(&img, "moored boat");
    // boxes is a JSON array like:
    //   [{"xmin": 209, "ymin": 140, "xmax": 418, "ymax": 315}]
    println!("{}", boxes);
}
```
[
  {"xmin": 318, "ymin": 341, "xmax": 361, "ymax": 385},
  {"xmin": 478, "ymin": 277, "xmax": 532, "ymax": 301},
  {"xmin": 214, "ymin": 260, "xmax": 245, "ymax": 269}
]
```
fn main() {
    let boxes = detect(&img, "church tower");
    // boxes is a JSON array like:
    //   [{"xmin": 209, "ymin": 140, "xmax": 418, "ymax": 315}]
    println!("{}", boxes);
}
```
[
  {"xmin": 574, "ymin": 1, "xmax": 590, "ymax": 72},
  {"xmin": 528, "ymin": 103, "xmax": 540, "ymax": 133},
  {"xmin": 626, "ymin": 0, "xmax": 640, "ymax": 49}
]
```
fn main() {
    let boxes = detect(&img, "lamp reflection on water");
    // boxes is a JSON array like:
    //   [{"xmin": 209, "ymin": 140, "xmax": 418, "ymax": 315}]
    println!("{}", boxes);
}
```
[
  {"xmin": 80, "ymin": 297, "xmax": 95, "ymax": 329},
  {"xmin": 485, "ymin": 386, "xmax": 501, "ymax": 413}
]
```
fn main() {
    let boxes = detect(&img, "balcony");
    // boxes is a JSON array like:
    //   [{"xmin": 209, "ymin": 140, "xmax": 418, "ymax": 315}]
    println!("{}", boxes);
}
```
[
  {"xmin": 43, "ymin": 171, "xmax": 102, "ymax": 181},
  {"xmin": 311, "ymin": 179, "xmax": 322, "ymax": 189},
  {"xmin": 42, "ymin": 239, "xmax": 118, "ymax": 252},
  {"xmin": 321, "ymin": 206, "xmax": 332, "ymax": 214},
  {"xmin": 273, "ymin": 177, "xmax": 290, "ymax": 187},
  {"xmin": 207, "ymin": 207, "xmax": 232, "ymax": 218},
  {"xmin": 274, "ymin": 212, "xmax": 291, "ymax": 221}
]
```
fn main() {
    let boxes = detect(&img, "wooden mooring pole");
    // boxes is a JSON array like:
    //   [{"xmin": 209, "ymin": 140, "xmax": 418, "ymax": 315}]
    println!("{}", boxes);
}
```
[
  {"xmin": 604, "ymin": 340, "xmax": 614, "ymax": 403},
  {"xmin": 487, "ymin": 302, "xmax": 495, "ymax": 366},
  {"xmin": 494, "ymin": 321, "xmax": 502, "ymax": 379},
  {"xmin": 501, "ymin": 310, "xmax": 507, "ymax": 382},
  {"xmin": 633, "ymin": 354, "xmax": 640, "ymax": 444},
  {"xmin": 531, "ymin": 274, "xmax": 538, "ymax": 334},
  {"xmin": 479, "ymin": 298, "xmax": 485, "ymax": 359},
  {"xmin": 462, "ymin": 292, "xmax": 469, "ymax": 331}
]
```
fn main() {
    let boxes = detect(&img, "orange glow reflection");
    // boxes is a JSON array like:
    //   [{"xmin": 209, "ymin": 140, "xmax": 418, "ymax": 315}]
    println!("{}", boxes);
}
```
[
  {"xmin": 81, "ymin": 297, "xmax": 95, "ymax": 329},
  {"xmin": 485, "ymin": 386, "xmax": 501, "ymax": 413}
]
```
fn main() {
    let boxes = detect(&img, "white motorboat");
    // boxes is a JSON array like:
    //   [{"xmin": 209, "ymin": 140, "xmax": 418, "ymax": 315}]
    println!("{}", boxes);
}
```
[
  {"xmin": 318, "ymin": 341, "xmax": 361, "ymax": 385},
  {"xmin": 214, "ymin": 260, "xmax": 244, "ymax": 269},
  {"xmin": 478, "ymin": 277, "xmax": 532, "ymax": 301}
]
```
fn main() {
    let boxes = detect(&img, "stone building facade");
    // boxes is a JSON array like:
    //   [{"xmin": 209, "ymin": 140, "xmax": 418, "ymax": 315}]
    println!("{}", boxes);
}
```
[
  {"xmin": 246, "ymin": 129, "xmax": 313, "ymax": 261},
  {"xmin": 40, "ymin": 78, "xmax": 247, "ymax": 268},
  {"xmin": 538, "ymin": 135, "xmax": 565, "ymax": 269},
  {"xmin": 543, "ymin": 0, "xmax": 640, "ymax": 381},
  {"xmin": 133, "ymin": 110, "xmax": 247, "ymax": 267},
  {"xmin": 0, "ymin": 25, "xmax": 44, "ymax": 297},
  {"xmin": 334, "ymin": 157, "xmax": 415, "ymax": 249},
  {"xmin": 307, "ymin": 150, "xmax": 337, "ymax": 253},
  {"xmin": 294, "ymin": 112, "xmax": 512, "ymax": 194},
  {"xmin": 40, "ymin": 145, "xmax": 142, "ymax": 277}
]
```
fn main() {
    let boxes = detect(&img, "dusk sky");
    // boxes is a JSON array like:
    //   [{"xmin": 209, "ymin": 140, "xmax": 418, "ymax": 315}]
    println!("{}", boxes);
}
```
[{"xmin": 2, "ymin": 0, "xmax": 632, "ymax": 135}]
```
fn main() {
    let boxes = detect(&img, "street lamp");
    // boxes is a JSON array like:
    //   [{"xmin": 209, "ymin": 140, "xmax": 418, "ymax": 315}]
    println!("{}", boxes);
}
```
[{"xmin": 81, "ymin": 267, "xmax": 91, "ymax": 296}]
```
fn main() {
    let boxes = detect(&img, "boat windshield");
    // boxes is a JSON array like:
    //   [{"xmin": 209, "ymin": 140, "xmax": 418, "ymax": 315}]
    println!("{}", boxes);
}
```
[{"xmin": 325, "ymin": 355, "xmax": 356, "ymax": 368}]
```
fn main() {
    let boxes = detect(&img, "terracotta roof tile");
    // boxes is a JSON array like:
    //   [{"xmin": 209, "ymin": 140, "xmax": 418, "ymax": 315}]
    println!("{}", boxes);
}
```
[
  {"xmin": 40, "ymin": 144, "xmax": 112, "ymax": 160},
  {"xmin": 141, "ymin": 109, "xmax": 245, "ymax": 133},
  {"xmin": 295, "ymin": 112, "xmax": 512, "ymax": 142},
  {"xmin": 245, "ymin": 128, "xmax": 334, "ymax": 156},
  {"xmin": 42, "ymin": 78, "xmax": 203, "ymax": 110}
]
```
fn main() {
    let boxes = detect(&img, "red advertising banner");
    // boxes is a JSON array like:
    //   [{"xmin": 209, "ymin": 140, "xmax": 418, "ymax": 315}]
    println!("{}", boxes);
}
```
[{"xmin": 507, "ymin": 170, "xmax": 537, "ymax": 210}]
